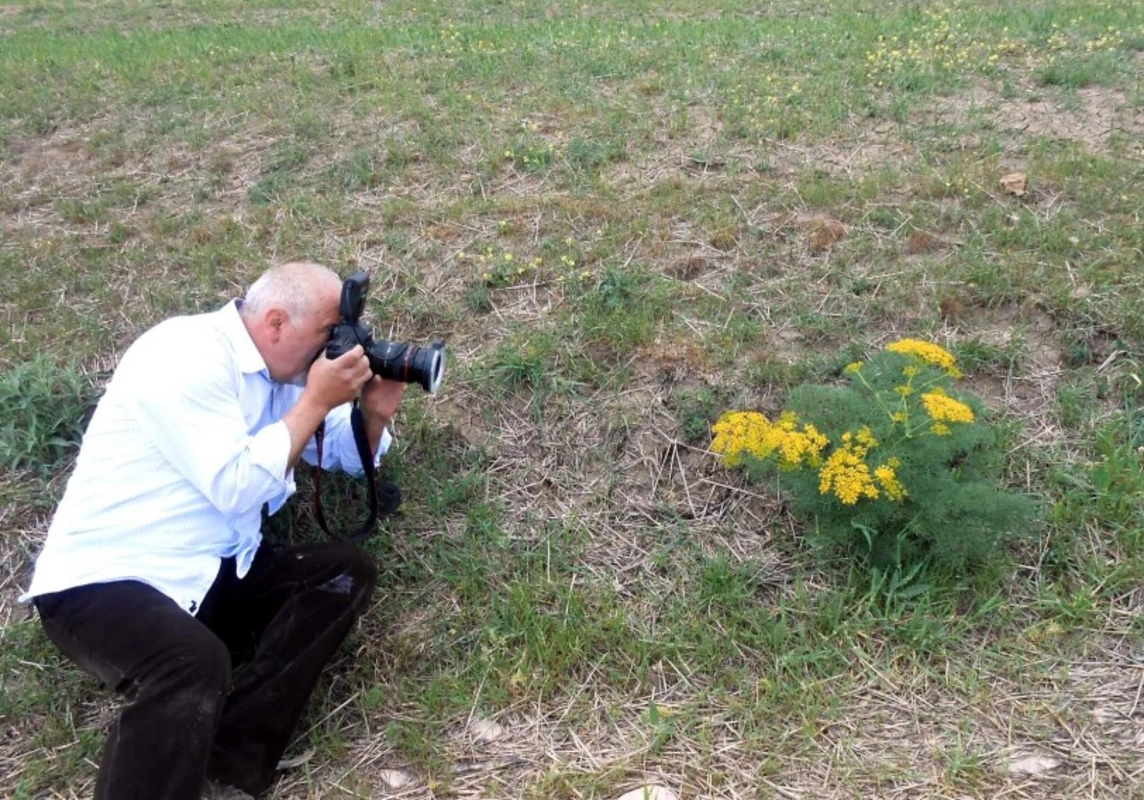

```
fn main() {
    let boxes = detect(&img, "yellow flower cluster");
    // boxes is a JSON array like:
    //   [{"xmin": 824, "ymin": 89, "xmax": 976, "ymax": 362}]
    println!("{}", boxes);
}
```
[
  {"xmin": 710, "ymin": 411, "xmax": 827, "ymax": 470},
  {"xmin": 772, "ymin": 413, "xmax": 829, "ymax": 469},
  {"xmin": 819, "ymin": 447, "xmax": 877, "ymax": 505},
  {"xmin": 465, "ymin": 245, "xmax": 541, "ymax": 287},
  {"xmin": 715, "ymin": 335, "xmax": 981, "ymax": 507},
  {"xmin": 713, "ymin": 413, "xmax": 911, "ymax": 506},
  {"xmin": 863, "ymin": 9, "xmax": 1035, "ymax": 86},
  {"xmin": 818, "ymin": 428, "xmax": 879, "ymax": 505},
  {"xmin": 886, "ymin": 338, "xmax": 963, "ymax": 377},
  {"xmin": 874, "ymin": 458, "xmax": 907, "ymax": 502},
  {"xmin": 710, "ymin": 412, "xmax": 770, "ymax": 468},
  {"xmin": 920, "ymin": 388, "xmax": 975, "ymax": 435}
]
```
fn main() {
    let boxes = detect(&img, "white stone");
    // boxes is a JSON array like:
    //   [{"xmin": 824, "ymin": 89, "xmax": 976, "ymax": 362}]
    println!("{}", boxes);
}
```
[
  {"xmin": 378, "ymin": 769, "xmax": 412, "ymax": 788},
  {"xmin": 1009, "ymin": 754, "xmax": 1061, "ymax": 776},
  {"xmin": 470, "ymin": 717, "xmax": 505, "ymax": 742},
  {"xmin": 615, "ymin": 786, "xmax": 679, "ymax": 800}
]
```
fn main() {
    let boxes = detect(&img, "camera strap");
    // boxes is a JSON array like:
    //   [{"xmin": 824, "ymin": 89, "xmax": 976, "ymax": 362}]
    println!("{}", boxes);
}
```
[{"xmin": 312, "ymin": 400, "xmax": 380, "ymax": 542}]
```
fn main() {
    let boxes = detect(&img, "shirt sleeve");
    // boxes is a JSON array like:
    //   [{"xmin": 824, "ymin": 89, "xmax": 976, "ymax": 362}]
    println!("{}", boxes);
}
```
[
  {"xmin": 299, "ymin": 402, "xmax": 392, "ymax": 476},
  {"xmin": 116, "ymin": 334, "xmax": 293, "ymax": 517}
]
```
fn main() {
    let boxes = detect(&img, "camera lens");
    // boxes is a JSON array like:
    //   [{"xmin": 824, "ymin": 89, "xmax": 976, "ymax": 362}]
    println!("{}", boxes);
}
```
[
  {"xmin": 414, "ymin": 343, "xmax": 445, "ymax": 395},
  {"xmin": 368, "ymin": 339, "xmax": 446, "ymax": 394}
]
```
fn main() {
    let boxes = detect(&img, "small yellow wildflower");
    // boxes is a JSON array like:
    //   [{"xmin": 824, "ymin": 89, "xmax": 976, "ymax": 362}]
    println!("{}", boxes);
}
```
[
  {"xmin": 894, "ymin": 385, "xmax": 915, "ymax": 396},
  {"xmin": 775, "ymin": 422, "xmax": 829, "ymax": 470},
  {"xmin": 886, "ymin": 338, "xmax": 963, "ymax": 377},
  {"xmin": 711, "ymin": 411, "xmax": 773, "ymax": 468},
  {"xmin": 844, "ymin": 361, "xmax": 863, "ymax": 374},
  {"xmin": 818, "ymin": 445, "xmax": 879, "ymax": 505},
  {"xmin": 891, "ymin": 411, "xmax": 908, "ymax": 423},
  {"xmin": 921, "ymin": 389, "xmax": 975, "ymax": 425},
  {"xmin": 874, "ymin": 462, "xmax": 907, "ymax": 502},
  {"xmin": 711, "ymin": 411, "xmax": 828, "ymax": 470}
]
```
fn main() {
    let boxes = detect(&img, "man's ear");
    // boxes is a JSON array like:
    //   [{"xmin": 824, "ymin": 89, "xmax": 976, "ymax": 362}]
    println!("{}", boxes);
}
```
[{"xmin": 265, "ymin": 308, "xmax": 288, "ymax": 342}]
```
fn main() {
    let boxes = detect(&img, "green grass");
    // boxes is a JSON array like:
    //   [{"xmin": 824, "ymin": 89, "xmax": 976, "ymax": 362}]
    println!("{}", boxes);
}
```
[{"xmin": 3, "ymin": 0, "xmax": 1144, "ymax": 797}]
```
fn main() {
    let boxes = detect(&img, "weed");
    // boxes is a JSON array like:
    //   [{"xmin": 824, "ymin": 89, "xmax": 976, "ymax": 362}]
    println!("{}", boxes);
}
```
[
  {"xmin": 0, "ymin": 355, "xmax": 96, "ymax": 475},
  {"xmin": 712, "ymin": 341, "xmax": 1038, "ymax": 581}
]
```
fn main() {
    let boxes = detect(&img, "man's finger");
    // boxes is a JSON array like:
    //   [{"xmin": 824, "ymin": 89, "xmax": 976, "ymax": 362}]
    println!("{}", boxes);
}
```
[{"xmin": 332, "ymin": 345, "xmax": 364, "ymax": 363}]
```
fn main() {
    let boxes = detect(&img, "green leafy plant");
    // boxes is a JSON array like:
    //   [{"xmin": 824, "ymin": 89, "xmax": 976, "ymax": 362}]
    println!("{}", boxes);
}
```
[
  {"xmin": 711, "ymin": 339, "xmax": 1036, "ymax": 578},
  {"xmin": 0, "ymin": 354, "xmax": 95, "ymax": 474}
]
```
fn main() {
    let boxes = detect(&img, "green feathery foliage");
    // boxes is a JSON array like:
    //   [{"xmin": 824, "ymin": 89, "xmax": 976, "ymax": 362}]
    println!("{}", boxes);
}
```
[{"xmin": 712, "ymin": 340, "xmax": 1038, "ymax": 581}]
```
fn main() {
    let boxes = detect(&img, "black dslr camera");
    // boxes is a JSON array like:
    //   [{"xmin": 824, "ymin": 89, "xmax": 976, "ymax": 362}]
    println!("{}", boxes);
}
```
[{"xmin": 325, "ymin": 271, "xmax": 445, "ymax": 394}]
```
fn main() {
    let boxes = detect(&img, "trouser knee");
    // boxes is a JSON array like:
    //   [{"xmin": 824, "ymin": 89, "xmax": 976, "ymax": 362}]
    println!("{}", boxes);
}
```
[
  {"xmin": 153, "ymin": 634, "xmax": 232, "ymax": 700},
  {"xmin": 318, "ymin": 543, "xmax": 378, "ymax": 607}
]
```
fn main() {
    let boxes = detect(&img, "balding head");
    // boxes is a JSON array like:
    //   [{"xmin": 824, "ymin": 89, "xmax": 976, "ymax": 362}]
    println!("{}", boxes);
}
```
[
  {"xmin": 241, "ymin": 262, "xmax": 342, "ymax": 321},
  {"xmin": 240, "ymin": 262, "xmax": 346, "ymax": 383}
]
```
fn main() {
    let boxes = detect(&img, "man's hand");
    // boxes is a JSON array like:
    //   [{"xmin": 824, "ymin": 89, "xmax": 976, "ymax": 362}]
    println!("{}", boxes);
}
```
[
  {"xmin": 361, "ymin": 376, "xmax": 407, "ymax": 455},
  {"xmin": 281, "ymin": 347, "xmax": 372, "ymax": 469},
  {"xmin": 303, "ymin": 346, "xmax": 373, "ymax": 412},
  {"xmin": 361, "ymin": 376, "xmax": 406, "ymax": 423}
]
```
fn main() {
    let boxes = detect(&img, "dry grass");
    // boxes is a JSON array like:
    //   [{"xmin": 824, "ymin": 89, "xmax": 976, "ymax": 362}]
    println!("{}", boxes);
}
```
[{"xmin": 4, "ymin": 1, "xmax": 1144, "ymax": 798}]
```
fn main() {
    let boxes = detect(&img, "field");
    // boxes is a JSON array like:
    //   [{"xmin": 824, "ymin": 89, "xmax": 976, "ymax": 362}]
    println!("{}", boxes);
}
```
[{"xmin": 2, "ymin": 1, "xmax": 1144, "ymax": 798}]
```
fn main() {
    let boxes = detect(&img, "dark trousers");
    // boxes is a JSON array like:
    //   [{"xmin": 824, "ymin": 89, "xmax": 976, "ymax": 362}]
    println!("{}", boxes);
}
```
[{"xmin": 34, "ymin": 542, "xmax": 377, "ymax": 800}]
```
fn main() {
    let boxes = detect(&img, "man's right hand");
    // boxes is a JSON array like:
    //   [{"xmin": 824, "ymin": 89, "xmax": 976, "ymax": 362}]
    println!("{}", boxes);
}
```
[
  {"xmin": 280, "ymin": 346, "xmax": 373, "ymax": 471},
  {"xmin": 302, "ymin": 345, "xmax": 373, "ymax": 413}
]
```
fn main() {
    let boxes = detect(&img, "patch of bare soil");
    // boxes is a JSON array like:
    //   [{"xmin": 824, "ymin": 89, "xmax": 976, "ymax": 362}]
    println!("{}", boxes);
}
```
[
  {"xmin": 924, "ymin": 85, "xmax": 1144, "ymax": 157},
  {"xmin": 939, "ymin": 303, "xmax": 1073, "ymax": 458},
  {"xmin": 780, "ymin": 122, "xmax": 918, "ymax": 176}
]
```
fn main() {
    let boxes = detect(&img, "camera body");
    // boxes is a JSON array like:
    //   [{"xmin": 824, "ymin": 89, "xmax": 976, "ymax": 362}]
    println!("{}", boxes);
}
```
[{"xmin": 325, "ymin": 271, "xmax": 445, "ymax": 394}]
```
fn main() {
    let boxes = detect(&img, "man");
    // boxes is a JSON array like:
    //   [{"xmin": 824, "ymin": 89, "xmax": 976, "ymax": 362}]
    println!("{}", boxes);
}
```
[{"xmin": 20, "ymin": 262, "xmax": 406, "ymax": 799}]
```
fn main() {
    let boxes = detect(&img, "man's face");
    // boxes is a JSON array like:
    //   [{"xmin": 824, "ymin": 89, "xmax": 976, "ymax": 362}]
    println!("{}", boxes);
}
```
[{"xmin": 274, "ymin": 288, "xmax": 342, "ymax": 385}]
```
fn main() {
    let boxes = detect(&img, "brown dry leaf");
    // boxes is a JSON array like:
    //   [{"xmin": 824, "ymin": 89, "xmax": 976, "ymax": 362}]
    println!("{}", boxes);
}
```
[
  {"xmin": 615, "ymin": 787, "xmax": 679, "ymax": 800},
  {"xmin": 1009, "ymin": 753, "xmax": 1061, "ymax": 776},
  {"xmin": 1000, "ymin": 172, "xmax": 1028, "ymax": 196},
  {"xmin": 906, "ymin": 229, "xmax": 941, "ymax": 255}
]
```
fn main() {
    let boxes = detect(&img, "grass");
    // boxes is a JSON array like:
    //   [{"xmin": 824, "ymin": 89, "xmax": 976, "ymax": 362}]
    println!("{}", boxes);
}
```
[{"xmin": 3, "ymin": 0, "xmax": 1144, "ymax": 797}]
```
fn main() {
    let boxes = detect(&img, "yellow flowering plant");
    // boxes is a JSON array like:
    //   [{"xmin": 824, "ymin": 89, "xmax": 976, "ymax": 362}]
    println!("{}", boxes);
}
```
[{"xmin": 712, "ymin": 339, "xmax": 1035, "ymax": 577}]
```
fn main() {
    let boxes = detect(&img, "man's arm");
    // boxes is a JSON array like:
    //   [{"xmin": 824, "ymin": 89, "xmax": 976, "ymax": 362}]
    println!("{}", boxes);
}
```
[
  {"xmin": 282, "ymin": 347, "xmax": 375, "ymax": 470},
  {"xmin": 360, "ymin": 377, "xmax": 407, "ymax": 457},
  {"xmin": 122, "ymin": 342, "xmax": 372, "ymax": 517}
]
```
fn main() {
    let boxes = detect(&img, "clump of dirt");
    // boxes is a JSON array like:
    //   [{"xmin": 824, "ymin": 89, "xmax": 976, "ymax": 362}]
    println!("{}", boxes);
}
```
[{"xmin": 800, "ymin": 216, "xmax": 847, "ymax": 255}]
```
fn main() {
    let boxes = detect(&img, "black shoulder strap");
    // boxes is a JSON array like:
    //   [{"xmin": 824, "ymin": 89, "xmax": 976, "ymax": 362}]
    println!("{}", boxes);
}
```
[{"xmin": 312, "ymin": 401, "xmax": 380, "ymax": 541}]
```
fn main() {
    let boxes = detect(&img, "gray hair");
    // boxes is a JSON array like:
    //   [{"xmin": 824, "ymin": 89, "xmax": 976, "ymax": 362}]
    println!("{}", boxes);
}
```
[{"xmin": 241, "ymin": 262, "xmax": 341, "ymax": 320}]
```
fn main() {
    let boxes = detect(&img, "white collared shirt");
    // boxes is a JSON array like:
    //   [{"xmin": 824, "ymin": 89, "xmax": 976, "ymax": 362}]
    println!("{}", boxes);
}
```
[{"xmin": 21, "ymin": 300, "xmax": 390, "ymax": 614}]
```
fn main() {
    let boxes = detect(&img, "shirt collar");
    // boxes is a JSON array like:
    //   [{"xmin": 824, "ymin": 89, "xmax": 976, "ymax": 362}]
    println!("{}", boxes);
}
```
[{"xmin": 220, "ymin": 299, "xmax": 271, "ymax": 377}]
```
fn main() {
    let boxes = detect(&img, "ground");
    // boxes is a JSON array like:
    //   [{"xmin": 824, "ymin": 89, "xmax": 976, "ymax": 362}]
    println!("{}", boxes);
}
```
[{"xmin": 2, "ymin": 2, "xmax": 1144, "ymax": 798}]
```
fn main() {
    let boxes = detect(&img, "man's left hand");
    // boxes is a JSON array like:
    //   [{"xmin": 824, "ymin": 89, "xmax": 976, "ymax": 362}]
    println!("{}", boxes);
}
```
[{"xmin": 361, "ymin": 377, "xmax": 406, "ymax": 452}]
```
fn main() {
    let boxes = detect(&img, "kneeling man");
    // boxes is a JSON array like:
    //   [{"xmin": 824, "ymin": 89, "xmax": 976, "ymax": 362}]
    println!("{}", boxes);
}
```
[{"xmin": 21, "ymin": 262, "xmax": 405, "ymax": 799}]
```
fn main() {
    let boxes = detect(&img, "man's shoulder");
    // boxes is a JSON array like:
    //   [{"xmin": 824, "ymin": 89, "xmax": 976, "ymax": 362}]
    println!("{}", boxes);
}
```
[{"xmin": 119, "ymin": 307, "xmax": 239, "ymax": 379}]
